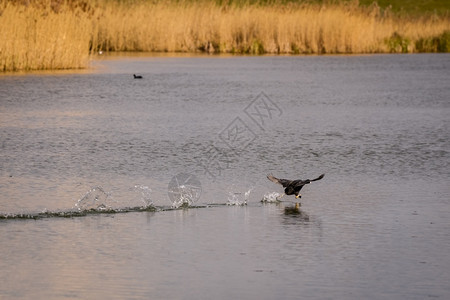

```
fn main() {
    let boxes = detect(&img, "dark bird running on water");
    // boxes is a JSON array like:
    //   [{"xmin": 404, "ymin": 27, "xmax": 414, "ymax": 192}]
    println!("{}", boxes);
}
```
[
  {"xmin": 133, "ymin": 74, "xmax": 143, "ymax": 79},
  {"xmin": 267, "ymin": 174, "xmax": 324, "ymax": 199}
]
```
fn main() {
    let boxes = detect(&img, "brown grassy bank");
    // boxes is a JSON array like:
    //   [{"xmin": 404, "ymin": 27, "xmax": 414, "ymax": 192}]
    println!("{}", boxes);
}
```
[{"xmin": 1, "ymin": 0, "xmax": 449, "ymax": 71}]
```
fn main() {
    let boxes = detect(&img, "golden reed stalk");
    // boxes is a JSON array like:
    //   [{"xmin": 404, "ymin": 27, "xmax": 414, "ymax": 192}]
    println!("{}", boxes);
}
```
[{"xmin": 1, "ymin": 0, "xmax": 449, "ymax": 71}]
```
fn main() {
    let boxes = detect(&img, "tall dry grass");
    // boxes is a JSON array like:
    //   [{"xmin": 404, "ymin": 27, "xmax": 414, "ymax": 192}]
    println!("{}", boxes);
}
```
[
  {"xmin": 92, "ymin": 1, "xmax": 449, "ymax": 54},
  {"xmin": 1, "ymin": 0, "xmax": 449, "ymax": 71},
  {"xmin": 0, "ymin": 0, "xmax": 91, "ymax": 71}
]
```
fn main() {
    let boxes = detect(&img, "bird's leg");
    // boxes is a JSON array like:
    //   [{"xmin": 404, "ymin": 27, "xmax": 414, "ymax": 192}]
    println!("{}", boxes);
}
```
[
  {"xmin": 295, "ymin": 194, "xmax": 302, "ymax": 199},
  {"xmin": 276, "ymin": 193, "xmax": 285, "ymax": 201}
]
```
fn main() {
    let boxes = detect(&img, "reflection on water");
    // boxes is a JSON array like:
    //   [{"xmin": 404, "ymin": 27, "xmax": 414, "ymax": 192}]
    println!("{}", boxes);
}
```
[{"xmin": 1, "ymin": 54, "xmax": 449, "ymax": 299}]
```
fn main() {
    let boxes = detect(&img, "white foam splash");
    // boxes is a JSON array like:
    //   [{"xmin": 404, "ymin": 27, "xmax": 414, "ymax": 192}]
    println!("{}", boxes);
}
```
[{"xmin": 261, "ymin": 192, "xmax": 282, "ymax": 203}]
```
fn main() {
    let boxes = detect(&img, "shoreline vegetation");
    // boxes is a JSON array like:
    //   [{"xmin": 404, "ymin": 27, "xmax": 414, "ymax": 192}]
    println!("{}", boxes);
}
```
[{"xmin": 1, "ymin": 0, "xmax": 449, "ymax": 71}]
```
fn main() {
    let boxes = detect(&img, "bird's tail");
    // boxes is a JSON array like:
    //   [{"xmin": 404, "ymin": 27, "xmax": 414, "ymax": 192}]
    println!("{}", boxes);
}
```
[{"xmin": 311, "ymin": 174, "xmax": 325, "ymax": 181}]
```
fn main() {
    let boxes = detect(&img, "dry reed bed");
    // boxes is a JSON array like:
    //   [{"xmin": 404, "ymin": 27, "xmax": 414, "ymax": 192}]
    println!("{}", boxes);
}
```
[
  {"xmin": 1, "ymin": 0, "xmax": 449, "ymax": 71},
  {"xmin": 93, "ymin": 1, "xmax": 450, "ymax": 54},
  {"xmin": 0, "ymin": 1, "xmax": 91, "ymax": 71}
]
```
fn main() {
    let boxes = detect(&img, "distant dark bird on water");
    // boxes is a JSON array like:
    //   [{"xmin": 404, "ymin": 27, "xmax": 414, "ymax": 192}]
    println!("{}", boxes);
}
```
[
  {"xmin": 267, "ymin": 174, "xmax": 324, "ymax": 199},
  {"xmin": 133, "ymin": 74, "xmax": 143, "ymax": 79}
]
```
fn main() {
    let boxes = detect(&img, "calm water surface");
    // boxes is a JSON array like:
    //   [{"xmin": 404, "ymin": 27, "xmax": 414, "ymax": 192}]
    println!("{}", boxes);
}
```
[{"xmin": 0, "ymin": 54, "xmax": 449, "ymax": 299}]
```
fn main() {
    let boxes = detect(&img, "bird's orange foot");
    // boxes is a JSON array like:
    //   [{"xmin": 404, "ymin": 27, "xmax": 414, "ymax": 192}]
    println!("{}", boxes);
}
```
[{"xmin": 295, "ymin": 194, "xmax": 302, "ymax": 199}]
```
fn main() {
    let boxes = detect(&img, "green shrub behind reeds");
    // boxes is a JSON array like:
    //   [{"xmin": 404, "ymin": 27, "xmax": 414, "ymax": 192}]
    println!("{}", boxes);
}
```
[{"xmin": 415, "ymin": 30, "xmax": 450, "ymax": 52}]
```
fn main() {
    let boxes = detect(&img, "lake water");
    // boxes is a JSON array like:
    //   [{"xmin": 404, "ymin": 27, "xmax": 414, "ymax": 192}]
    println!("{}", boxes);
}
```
[{"xmin": 0, "ymin": 53, "xmax": 449, "ymax": 299}]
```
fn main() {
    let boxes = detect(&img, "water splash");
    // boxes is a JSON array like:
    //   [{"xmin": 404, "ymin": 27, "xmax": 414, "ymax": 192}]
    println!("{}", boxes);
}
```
[
  {"xmin": 75, "ymin": 186, "xmax": 113, "ymax": 211},
  {"xmin": 261, "ymin": 192, "xmax": 282, "ymax": 203},
  {"xmin": 168, "ymin": 173, "xmax": 202, "ymax": 208},
  {"xmin": 227, "ymin": 188, "xmax": 251, "ymax": 206},
  {"xmin": 133, "ymin": 185, "xmax": 153, "ymax": 207},
  {"xmin": 169, "ymin": 184, "xmax": 201, "ymax": 208}
]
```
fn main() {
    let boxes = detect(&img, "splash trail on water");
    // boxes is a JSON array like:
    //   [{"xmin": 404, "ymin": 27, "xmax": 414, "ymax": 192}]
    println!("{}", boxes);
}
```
[{"xmin": 0, "ymin": 185, "xmax": 254, "ymax": 220}]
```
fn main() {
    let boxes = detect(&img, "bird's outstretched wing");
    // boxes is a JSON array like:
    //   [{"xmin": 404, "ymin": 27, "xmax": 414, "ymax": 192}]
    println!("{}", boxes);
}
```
[
  {"xmin": 310, "ymin": 174, "xmax": 325, "ymax": 182},
  {"xmin": 267, "ymin": 175, "xmax": 292, "ymax": 187}
]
